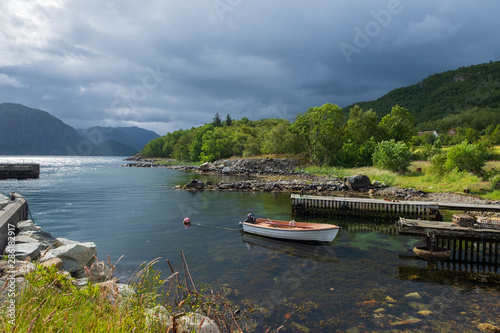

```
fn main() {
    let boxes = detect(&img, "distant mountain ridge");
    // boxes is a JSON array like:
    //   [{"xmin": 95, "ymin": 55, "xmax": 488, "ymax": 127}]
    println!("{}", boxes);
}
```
[
  {"xmin": 0, "ymin": 103, "xmax": 160, "ymax": 156},
  {"xmin": 77, "ymin": 126, "xmax": 160, "ymax": 156},
  {"xmin": 343, "ymin": 61, "xmax": 500, "ymax": 130}
]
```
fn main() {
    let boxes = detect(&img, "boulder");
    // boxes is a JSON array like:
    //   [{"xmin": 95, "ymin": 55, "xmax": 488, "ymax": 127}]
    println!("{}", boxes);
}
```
[
  {"xmin": 117, "ymin": 283, "xmax": 136, "ymax": 298},
  {"xmin": 185, "ymin": 179, "xmax": 205, "ymax": 189},
  {"xmin": 0, "ymin": 260, "xmax": 35, "ymax": 277},
  {"xmin": 177, "ymin": 313, "xmax": 220, "ymax": 333},
  {"xmin": 17, "ymin": 230, "xmax": 57, "ymax": 251},
  {"xmin": 98, "ymin": 280, "xmax": 119, "ymax": 303},
  {"xmin": 0, "ymin": 277, "xmax": 28, "ymax": 304},
  {"xmin": 54, "ymin": 237, "xmax": 79, "ymax": 247},
  {"xmin": 86, "ymin": 261, "xmax": 113, "ymax": 283},
  {"xmin": 15, "ymin": 242, "xmax": 42, "ymax": 260},
  {"xmin": 41, "ymin": 242, "xmax": 97, "ymax": 273},
  {"xmin": 198, "ymin": 162, "xmax": 211, "ymax": 171},
  {"xmin": 344, "ymin": 174, "xmax": 371, "ymax": 190},
  {"xmin": 72, "ymin": 277, "xmax": 89, "ymax": 288},
  {"xmin": 17, "ymin": 220, "xmax": 39, "ymax": 232},
  {"xmin": 40, "ymin": 258, "xmax": 63, "ymax": 270},
  {"xmin": 145, "ymin": 305, "xmax": 171, "ymax": 327}
]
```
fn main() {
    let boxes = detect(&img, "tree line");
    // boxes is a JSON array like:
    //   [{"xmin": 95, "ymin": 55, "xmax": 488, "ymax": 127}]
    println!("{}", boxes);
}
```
[
  {"xmin": 142, "ymin": 103, "xmax": 500, "ymax": 173},
  {"xmin": 143, "ymin": 104, "xmax": 413, "ymax": 165}
]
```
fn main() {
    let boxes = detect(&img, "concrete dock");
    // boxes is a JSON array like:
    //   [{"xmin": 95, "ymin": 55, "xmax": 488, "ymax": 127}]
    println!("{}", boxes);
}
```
[
  {"xmin": 0, "ymin": 193, "xmax": 28, "ymax": 253},
  {"xmin": 0, "ymin": 163, "xmax": 40, "ymax": 179}
]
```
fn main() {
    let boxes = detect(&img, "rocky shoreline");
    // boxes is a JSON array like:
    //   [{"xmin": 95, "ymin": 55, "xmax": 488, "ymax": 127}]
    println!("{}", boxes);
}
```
[
  {"xmin": 2, "ymin": 219, "xmax": 133, "ymax": 297},
  {"xmin": 124, "ymin": 156, "xmax": 500, "ymax": 207},
  {"xmin": 2, "ymin": 218, "xmax": 220, "ymax": 332}
]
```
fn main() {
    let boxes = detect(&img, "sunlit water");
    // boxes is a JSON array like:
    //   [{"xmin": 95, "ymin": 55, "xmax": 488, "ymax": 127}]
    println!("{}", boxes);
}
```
[{"xmin": 1, "ymin": 156, "xmax": 499, "ymax": 332}]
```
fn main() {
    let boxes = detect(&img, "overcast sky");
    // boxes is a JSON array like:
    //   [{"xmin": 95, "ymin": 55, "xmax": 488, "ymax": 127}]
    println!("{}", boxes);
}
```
[{"xmin": 1, "ymin": 0, "xmax": 499, "ymax": 135}]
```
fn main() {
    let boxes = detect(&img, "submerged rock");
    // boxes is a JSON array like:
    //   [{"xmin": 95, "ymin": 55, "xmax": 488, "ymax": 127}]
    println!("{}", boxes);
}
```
[
  {"xmin": 389, "ymin": 317, "xmax": 422, "ymax": 327},
  {"xmin": 478, "ymin": 323, "xmax": 500, "ymax": 333},
  {"xmin": 404, "ymin": 292, "xmax": 423, "ymax": 300}
]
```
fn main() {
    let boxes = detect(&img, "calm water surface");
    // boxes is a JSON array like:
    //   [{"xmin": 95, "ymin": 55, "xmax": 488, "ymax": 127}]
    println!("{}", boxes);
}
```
[{"xmin": 1, "ymin": 156, "xmax": 499, "ymax": 332}]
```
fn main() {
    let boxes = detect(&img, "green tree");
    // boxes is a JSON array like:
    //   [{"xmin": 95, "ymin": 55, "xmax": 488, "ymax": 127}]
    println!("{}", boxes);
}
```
[
  {"xmin": 224, "ymin": 114, "xmax": 232, "ymax": 126},
  {"xmin": 372, "ymin": 140, "xmax": 413, "ymax": 172},
  {"xmin": 290, "ymin": 103, "xmax": 345, "ymax": 165},
  {"xmin": 212, "ymin": 113, "xmax": 222, "ymax": 127},
  {"xmin": 261, "ymin": 120, "xmax": 296, "ymax": 155},
  {"xmin": 345, "ymin": 105, "xmax": 380, "ymax": 144},
  {"xmin": 142, "ymin": 137, "xmax": 166, "ymax": 157},
  {"xmin": 199, "ymin": 127, "xmax": 233, "ymax": 162},
  {"xmin": 379, "ymin": 105, "xmax": 415, "ymax": 143},
  {"xmin": 444, "ymin": 140, "xmax": 489, "ymax": 172}
]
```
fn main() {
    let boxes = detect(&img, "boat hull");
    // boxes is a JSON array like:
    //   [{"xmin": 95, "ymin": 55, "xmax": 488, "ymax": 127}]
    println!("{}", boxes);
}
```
[{"xmin": 241, "ymin": 219, "xmax": 339, "ymax": 242}]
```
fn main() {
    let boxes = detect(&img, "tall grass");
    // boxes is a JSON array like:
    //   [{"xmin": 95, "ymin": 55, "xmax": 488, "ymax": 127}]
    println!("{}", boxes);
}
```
[
  {"xmin": 303, "ymin": 161, "xmax": 500, "ymax": 199},
  {"xmin": 1, "ymin": 253, "xmax": 253, "ymax": 332}
]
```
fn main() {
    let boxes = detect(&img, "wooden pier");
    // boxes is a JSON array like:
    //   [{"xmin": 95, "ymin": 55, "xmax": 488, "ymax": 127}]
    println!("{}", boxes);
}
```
[
  {"xmin": 291, "ymin": 194, "xmax": 500, "ymax": 219},
  {"xmin": 0, "ymin": 164, "xmax": 40, "ymax": 179},
  {"xmin": 397, "ymin": 218, "xmax": 500, "ymax": 239},
  {"xmin": 291, "ymin": 194, "xmax": 440, "ymax": 219},
  {"xmin": 398, "ymin": 218, "xmax": 500, "ymax": 265}
]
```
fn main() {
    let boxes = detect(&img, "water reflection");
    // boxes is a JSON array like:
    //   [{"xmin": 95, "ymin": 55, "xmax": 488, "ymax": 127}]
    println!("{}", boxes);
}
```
[{"xmin": 241, "ymin": 234, "xmax": 339, "ymax": 263}]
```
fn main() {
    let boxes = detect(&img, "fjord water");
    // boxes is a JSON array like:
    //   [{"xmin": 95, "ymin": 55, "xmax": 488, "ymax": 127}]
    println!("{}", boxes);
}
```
[{"xmin": 1, "ymin": 156, "xmax": 499, "ymax": 332}]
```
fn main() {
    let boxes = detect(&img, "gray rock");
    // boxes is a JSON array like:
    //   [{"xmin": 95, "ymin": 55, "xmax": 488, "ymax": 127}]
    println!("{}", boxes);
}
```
[
  {"xmin": 344, "ymin": 174, "xmax": 371, "ymax": 190},
  {"xmin": 145, "ymin": 305, "xmax": 170, "ymax": 327},
  {"xmin": 185, "ymin": 179, "xmax": 205, "ymax": 189},
  {"xmin": 54, "ymin": 237, "xmax": 79, "ymax": 247},
  {"xmin": 15, "ymin": 242, "xmax": 42, "ymax": 260},
  {"xmin": 41, "ymin": 242, "xmax": 97, "ymax": 273},
  {"xmin": 178, "ymin": 313, "xmax": 220, "ymax": 333},
  {"xmin": 117, "ymin": 283, "xmax": 135, "ymax": 297},
  {"xmin": 198, "ymin": 162, "xmax": 211, "ymax": 170},
  {"xmin": 17, "ymin": 230, "xmax": 57, "ymax": 251},
  {"xmin": 73, "ymin": 277, "xmax": 89, "ymax": 288},
  {"xmin": 86, "ymin": 261, "xmax": 113, "ymax": 282},
  {"xmin": 0, "ymin": 260, "xmax": 36, "ymax": 277},
  {"xmin": 17, "ymin": 220, "xmax": 39, "ymax": 232}
]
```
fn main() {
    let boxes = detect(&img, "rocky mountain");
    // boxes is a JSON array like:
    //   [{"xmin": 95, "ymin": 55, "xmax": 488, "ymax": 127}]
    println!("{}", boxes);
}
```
[
  {"xmin": 77, "ymin": 126, "xmax": 160, "ymax": 156},
  {"xmin": 0, "ymin": 103, "xmax": 81, "ymax": 155},
  {"xmin": 0, "ymin": 103, "xmax": 160, "ymax": 156}
]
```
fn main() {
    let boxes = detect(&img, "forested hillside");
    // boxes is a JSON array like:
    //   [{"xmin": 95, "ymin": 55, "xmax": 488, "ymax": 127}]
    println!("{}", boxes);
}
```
[
  {"xmin": 343, "ymin": 61, "xmax": 500, "ymax": 131},
  {"xmin": 142, "ymin": 105, "xmax": 422, "ymax": 167},
  {"xmin": 142, "ymin": 61, "xmax": 500, "ymax": 167}
]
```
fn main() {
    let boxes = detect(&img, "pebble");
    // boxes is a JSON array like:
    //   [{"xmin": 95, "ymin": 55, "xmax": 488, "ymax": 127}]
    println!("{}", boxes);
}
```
[
  {"xmin": 404, "ymin": 292, "xmax": 423, "ymax": 300},
  {"xmin": 418, "ymin": 310, "xmax": 434, "ymax": 316},
  {"xmin": 385, "ymin": 296, "xmax": 397, "ymax": 303}
]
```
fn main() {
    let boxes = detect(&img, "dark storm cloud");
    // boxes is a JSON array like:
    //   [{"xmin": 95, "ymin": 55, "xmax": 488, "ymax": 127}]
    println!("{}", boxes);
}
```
[{"xmin": 0, "ymin": 0, "xmax": 499, "ymax": 134}]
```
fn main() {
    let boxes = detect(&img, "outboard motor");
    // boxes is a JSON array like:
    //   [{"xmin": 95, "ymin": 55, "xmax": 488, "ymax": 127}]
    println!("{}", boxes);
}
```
[{"xmin": 239, "ymin": 213, "xmax": 256, "ymax": 227}]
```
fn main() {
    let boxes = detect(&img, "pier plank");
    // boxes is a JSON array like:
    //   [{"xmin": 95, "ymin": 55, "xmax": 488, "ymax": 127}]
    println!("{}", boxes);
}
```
[{"xmin": 291, "ymin": 194, "xmax": 500, "ymax": 219}]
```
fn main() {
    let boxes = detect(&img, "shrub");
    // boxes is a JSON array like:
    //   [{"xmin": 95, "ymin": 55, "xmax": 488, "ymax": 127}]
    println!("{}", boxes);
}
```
[
  {"xmin": 429, "ymin": 152, "xmax": 447, "ymax": 175},
  {"xmin": 372, "ymin": 140, "xmax": 413, "ymax": 172},
  {"xmin": 444, "ymin": 140, "xmax": 489, "ymax": 172}
]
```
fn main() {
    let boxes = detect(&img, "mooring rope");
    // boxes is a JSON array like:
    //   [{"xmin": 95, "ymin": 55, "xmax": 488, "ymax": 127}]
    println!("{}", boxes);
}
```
[
  {"xmin": 26, "ymin": 201, "xmax": 36, "ymax": 225},
  {"xmin": 190, "ymin": 222, "xmax": 240, "ymax": 232}
]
